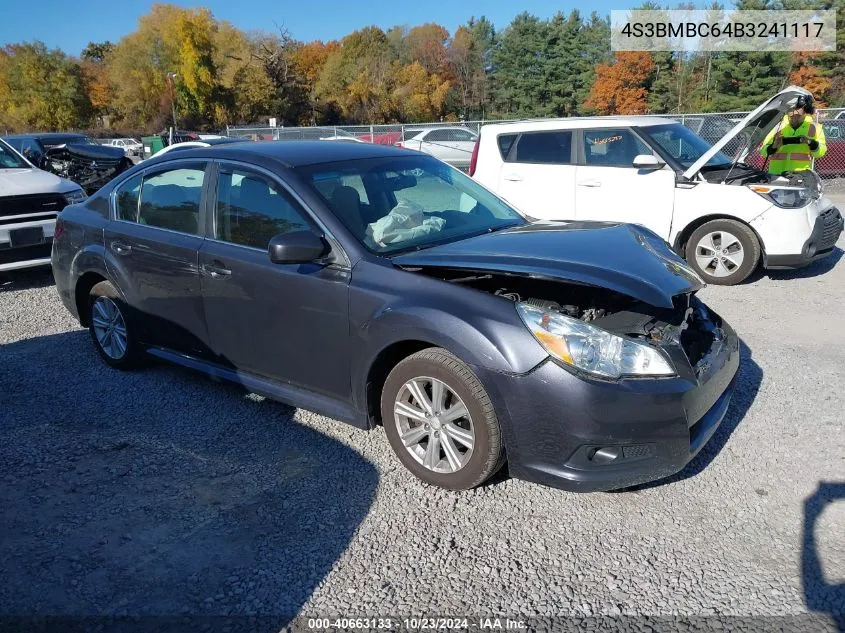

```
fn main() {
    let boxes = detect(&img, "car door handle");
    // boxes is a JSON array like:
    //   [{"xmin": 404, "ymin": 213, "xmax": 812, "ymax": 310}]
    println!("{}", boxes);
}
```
[
  {"xmin": 110, "ymin": 241, "xmax": 132, "ymax": 255},
  {"xmin": 503, "ymin": 173, "xmax": 523, "ymax": 182},
  {"xmin": 202, "ymin": 262, "xmax": 232, "ymax": 278},
  {"xmin": 577, "ymin": 179, "xmax": 602, "ymax": 187}
]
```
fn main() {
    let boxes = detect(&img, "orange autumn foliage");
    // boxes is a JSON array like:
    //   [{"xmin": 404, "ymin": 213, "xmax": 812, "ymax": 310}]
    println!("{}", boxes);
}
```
[
  {"xmin": 585, "ymin": 52, "xmax": 655, "ymax": 115},
  {"xmin": 789, "ymin": 53, "xmax": 831, "ymax": 107}
]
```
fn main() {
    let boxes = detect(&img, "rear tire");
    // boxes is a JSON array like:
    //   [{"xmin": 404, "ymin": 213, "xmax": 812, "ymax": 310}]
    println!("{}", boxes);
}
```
[
  {"xmin": 381, "ymin": 348, "xmax": 504, "ymax": 490},
  {"xmin": 87, "ymin": 280, "xmax": 141, "ymax": 369},
  {"xmin": 685, "ymin": 219, "xmax": 760, "ymax": 286}
]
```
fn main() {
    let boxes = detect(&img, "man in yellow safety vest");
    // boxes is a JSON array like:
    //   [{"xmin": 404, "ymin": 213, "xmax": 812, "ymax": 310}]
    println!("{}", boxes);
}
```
[{"xmin": 760, "ymin": 93, "xmax": 827, "ymax": 174}]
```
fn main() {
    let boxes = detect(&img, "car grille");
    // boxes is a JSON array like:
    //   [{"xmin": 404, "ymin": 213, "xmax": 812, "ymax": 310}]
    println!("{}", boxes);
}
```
[
  {"xmin": 817, "ymin": 207, "xmax": 843, "ymax": 251},
  {"xmin": 0, "ymin": 193, "xmax": 66, "ymax": 219}
]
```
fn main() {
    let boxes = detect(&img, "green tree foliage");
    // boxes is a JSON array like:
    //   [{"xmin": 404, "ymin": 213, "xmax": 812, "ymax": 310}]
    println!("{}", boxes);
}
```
[
  {"xmin": 0, "ymin": 42, "xmax": 91, "ymax": 131},
  {"xmin": 1, "ymin": 2, "xmax": 837, "ymax": 133},
  {"xmin": 489, "ymin": 11, "xmax": 610, "ymax": 118}
]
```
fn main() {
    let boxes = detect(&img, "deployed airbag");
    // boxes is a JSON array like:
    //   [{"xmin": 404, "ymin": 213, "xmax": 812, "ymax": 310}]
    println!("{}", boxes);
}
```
[{"xmin": 367, "ymin": 199, "xmax": 446, "ymax": 246}]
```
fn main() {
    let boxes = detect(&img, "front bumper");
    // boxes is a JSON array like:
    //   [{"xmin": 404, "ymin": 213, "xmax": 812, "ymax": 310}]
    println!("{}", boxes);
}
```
[
  {"xmin": 0, "ymin": 217, "xmax": 56, "ymax": 272},
  {"xmin": 480, "ymin": 320, "xmax": 741, "ymax": 492},
  {"xmin": 765, "ymin": 206, "xmax": 843, "ymax": 269}
]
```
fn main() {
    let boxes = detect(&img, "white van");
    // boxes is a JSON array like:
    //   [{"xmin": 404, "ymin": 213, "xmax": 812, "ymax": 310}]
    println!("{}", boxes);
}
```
[
  {"xmin": 471, "ymin": 86, "xmax": 843, "ymax": 285},
  {"xmin": 0, "ymin": 138, "xmax": 86, "ymax": 272}
]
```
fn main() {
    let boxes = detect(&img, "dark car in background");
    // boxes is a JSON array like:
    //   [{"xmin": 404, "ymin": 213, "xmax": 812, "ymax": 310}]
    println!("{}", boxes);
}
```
[
  {"xmin": 3, "ymin": 133, "xmax": 133, "ymax": 194},
  {"xmin": 51, "ymin": 141, "xmax": 739, "ymax": 492}
]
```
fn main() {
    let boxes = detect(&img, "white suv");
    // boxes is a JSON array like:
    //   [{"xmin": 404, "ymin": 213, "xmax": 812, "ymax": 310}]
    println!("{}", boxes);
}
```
[
  {"xmin": 0, "ymin": 139, "xmax": 86, "ymax": 272},
  {"xmin": 471, "ymin": 86, "xmax": 843, "ymax": 285}
]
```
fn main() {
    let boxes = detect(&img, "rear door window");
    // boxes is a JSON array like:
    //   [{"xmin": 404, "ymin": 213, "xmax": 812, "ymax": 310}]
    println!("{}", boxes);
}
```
[
  {"xmin": 512, "ymin": 131, "xmax": 573, "ymax": 164},
  {"xmin": 114, "ymin": 174, "xmax": 142, "ymax": 221},
  {"xmin": 138, "ymin": 163, "xmax": 206, "ymax": 234}
]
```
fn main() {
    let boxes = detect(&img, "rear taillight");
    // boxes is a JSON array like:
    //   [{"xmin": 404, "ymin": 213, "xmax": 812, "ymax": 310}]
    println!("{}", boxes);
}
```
[
  {"xmin": 395, "ymin": 141, "xmax": 405, "ymax": 148},
  {"xmin": 468, "ymin": 138, "xmax": 480, "ymax": 177},
  {"xmin": 53, "ymin": 217, "xmax": 65, "ymax": 241}
]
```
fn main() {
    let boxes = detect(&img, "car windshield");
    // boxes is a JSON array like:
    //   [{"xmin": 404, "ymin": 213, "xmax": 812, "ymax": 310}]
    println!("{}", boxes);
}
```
[
  {"xmin": 0, "ymin": 140, "xmax": 29, "ymax": 169},
  {"xmin": 298, "ymin": 156, "xmax": 526, "ymax": 255},
  {"xmin": 642, "ymin": 123, "xmax": 732, "ymax": 169},
  {"xmin": 41, "ymin": 135, "xmax": 95, "ymax": 148}
]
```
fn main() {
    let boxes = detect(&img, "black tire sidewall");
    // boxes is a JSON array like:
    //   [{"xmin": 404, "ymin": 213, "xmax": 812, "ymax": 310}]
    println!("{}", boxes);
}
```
[
  {"xmin": 87, "ymin": 281, "xmax": 139, "ymax": 369},
  {"xmin": 685, "ymin": 220, "xmax": 760, "ymax": 285},
  {"xmin": 381, "ymin": 350, "xmax": 500, "ymax": 490}
]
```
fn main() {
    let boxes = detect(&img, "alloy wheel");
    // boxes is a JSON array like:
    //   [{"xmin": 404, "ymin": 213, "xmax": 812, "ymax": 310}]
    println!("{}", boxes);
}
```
[
  {"xmin": 694, "ymin": 230, "xmax": 745, "ymax": 278},
  {"xmin": 393, "ymin": 376, "xmax": 475, "ymax": 474},
  {"xmin": 91, "ymin": 296, "xmax": 128, "ymax": 360}
]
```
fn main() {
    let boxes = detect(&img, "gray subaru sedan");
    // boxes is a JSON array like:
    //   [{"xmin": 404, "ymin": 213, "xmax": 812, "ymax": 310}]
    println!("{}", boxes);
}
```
[{"xmin": 51, "ymin": 141, "xmax": 740, "ymax": 492}]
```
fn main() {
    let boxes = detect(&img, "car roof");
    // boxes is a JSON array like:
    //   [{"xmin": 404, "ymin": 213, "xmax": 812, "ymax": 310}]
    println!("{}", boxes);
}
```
[
  {"xmin": 150, "ymin": 140, "xmax": 414, "ymax": 167},
  {"xmin": 481, "ymin": 117, "xmax": 678, "ymax": 134},
  {"xmin": 3, "ymin": 132, "xmax": 89, "ymax": 140}
]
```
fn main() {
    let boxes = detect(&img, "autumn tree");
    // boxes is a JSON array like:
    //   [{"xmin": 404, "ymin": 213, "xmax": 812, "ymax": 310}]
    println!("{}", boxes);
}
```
[
  {"xmin": 407, "ymin": 23, "xmax": 449, "ymax": 74},
  {"xmin": 390, "ymin": 61, "xmax": 450, "ymax": 121},
  {"xmin": 292, "ymin": 40, "xmax": 340, "ymax": 124},
  {"xmin": 585, "ymin": 52, "xmax": 655, "ymax": 115},
  {"xmin": 80, "ymin": 41, "xmax": 114, "ymax": 121},
  {"xmin": 0, "ymin": 42, "xmax": 91, "ymax": 131},
  {"xmin": 316, "ymin": 27, "xmax": 392, "ymax": 122}
]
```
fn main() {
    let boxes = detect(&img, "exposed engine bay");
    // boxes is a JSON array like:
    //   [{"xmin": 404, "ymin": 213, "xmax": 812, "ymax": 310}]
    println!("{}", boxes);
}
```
[
  {"xmin": 417, "ymin": 269, "xmax": 722, "ymax": 369},
  {"xmin": 700, "ymin": 162, "xmax": 823, "ymax": 193},
  {"xmin": 42, "ymin": 145, "xmax": 132, "ymax": 194}
]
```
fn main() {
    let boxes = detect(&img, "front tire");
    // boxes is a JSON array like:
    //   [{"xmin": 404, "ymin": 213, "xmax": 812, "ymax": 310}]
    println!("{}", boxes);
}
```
[
  {"xmin": 88, "ymin": 280, "xmax": 140, "ymax": 369},
  {"xmin": 685, "ymin": 219, "xmax": 760, "ymax": 286},
  {"xmin": 381, "ymin": 348, "xmax": 504, "ymax": 490}
]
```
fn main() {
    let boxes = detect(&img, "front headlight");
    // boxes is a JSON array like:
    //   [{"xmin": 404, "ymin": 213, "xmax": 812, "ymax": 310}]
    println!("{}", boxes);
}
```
[
  {"xmin": 516, "ymin": 303, "xmax": 676, "ymax": 379},
  {"xmin": 749, "ymin": 185, "xmax": 810, "ymax": 209},
  {"xmin": 63, "ymin": 188, "xmax": 87, "ymax": 205}
]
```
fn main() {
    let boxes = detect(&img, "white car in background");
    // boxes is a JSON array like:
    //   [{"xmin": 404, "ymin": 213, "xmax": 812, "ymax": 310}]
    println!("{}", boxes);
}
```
[
  {"xmin": 397, "ymin": 126, "xmax": 478, "ymax": 170},
  {"xmin": 0, "ymin": 138, "xmax": 86, "ymax": 271},
  {"xmin": 471, "ymin": 86, "xmax": 843, "ymax": 285},
  {"xmin": 148, "ymin": 137, "xmax": 250, "ymax": 159},
  {"xmin": 103, "ymin": 138, "xmax": 143, "ymax": 156}
]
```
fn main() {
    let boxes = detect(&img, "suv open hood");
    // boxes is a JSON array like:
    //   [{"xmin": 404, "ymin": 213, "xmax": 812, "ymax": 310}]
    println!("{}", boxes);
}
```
[
  {"xmin": 682, "ymin": 85, "xmax": 811, "ymax": 180},
  {"xmin": 393, "ymin": 221, "xmax": 704, "ymax": 309}
]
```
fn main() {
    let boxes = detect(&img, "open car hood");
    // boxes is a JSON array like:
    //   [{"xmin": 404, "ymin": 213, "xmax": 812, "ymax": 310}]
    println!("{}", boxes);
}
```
[
  {"xmin": 682, "ymin": 85, "xmax": 811, "ymax": 180},
  {"xmin": 393, "ymin": 221, "xmax": 704, "ymax": 309},
  {"xmin": 44, "ymin": 143, "xmax": 125, "ymax": 164}
]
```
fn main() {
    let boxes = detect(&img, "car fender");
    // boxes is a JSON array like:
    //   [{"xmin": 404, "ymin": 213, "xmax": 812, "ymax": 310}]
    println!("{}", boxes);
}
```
[
  {"xmin": 669, "ymin": 183, "xmax": 772, "ymax": 248},
  {"xmin": 348, "ymin": 265, "xmax": 550, "ymax": 414}
]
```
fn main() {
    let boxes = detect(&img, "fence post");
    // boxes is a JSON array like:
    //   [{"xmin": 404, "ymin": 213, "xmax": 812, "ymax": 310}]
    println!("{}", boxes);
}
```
[
  {"xmin": 334, "ymin": 126, "xmax": 338, "ymax": 137},
  {"xmin": 225, "ymin": 125, "xmax": 229, "ymax": 138}
]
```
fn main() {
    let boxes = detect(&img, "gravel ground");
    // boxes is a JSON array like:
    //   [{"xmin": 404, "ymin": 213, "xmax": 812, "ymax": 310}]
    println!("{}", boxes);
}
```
[{"xmin": 1, "ymin": 230, "xmax": 843, "ymax": 631}]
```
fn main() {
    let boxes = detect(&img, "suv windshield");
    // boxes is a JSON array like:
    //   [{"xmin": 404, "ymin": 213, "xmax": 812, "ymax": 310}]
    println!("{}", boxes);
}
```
[
  {"xmin": 299, "ymin": 156, "xmax": 525, "ymax": 255},
  {"xmin": 642, "ymin": 123, "xmax": 732, "ymax": 169},
  {"xmin": 0, "ymin": 140, "xmax": 29, "ymax": 169},
  {"xmin": 41, "ymin": 135, "xmax": 95, "ymax": 148}
]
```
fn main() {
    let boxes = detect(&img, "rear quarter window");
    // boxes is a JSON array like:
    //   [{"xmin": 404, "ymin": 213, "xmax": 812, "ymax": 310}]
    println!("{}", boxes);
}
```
[{"xmin": 497, "ymin": 134, "xmax": 518, "ymax": 160}]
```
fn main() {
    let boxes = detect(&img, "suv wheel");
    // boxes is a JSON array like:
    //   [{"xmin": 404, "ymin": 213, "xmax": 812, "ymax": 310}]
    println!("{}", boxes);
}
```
[
  {"xmin": 381, "ymin": 348, "xmax": 504, "ymax": 490},
  {"xmin": 88, "ymin": 281, "xmax": 140, "ymax": 369},
  {"xmin": 685, "ymin": 219, "xmax": 760, "ymax": 286}
]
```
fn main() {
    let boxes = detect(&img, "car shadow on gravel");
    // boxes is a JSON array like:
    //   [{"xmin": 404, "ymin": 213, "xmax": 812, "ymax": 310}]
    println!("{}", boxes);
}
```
[
  {"xmin": 0, "ymin": 267, "xmax": 55, "ymax": 293},
  {"xmin": 613, "ymin": 339, "xmax": 763, "ymax": 492},
  {"xmin": 0, "ymin": 330, "xmax": 379, "ymax": 630},
  {"xmin": 802, "ymin": 482, "xmax": 845, "ymax": 632}
]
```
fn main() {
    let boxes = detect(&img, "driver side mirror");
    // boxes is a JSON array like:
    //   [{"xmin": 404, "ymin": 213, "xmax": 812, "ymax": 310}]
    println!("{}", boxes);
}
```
[
  {"xmin": 268, "ymin": 230, "xmax": 329, "ymax": 264},
  {"xmin": 632, "ymin": 154, "xmax": 663, "ymax": 170}
]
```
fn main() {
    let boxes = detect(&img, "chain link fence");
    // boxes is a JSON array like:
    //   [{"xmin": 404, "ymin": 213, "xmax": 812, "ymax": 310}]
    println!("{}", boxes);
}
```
[{"xmin": 226, "ymin": 108, "xmax": 845, "ymax": 187}]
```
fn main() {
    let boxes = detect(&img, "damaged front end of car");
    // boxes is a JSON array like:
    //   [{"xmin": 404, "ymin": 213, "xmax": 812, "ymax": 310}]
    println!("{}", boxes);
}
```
[
  {"xmin": 404, "ymin": 268, "xmax": 728, "ymax": 382},
  {"xmin": 41, "ymin": 144, "xmax": 131, "ymax": 194}
]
